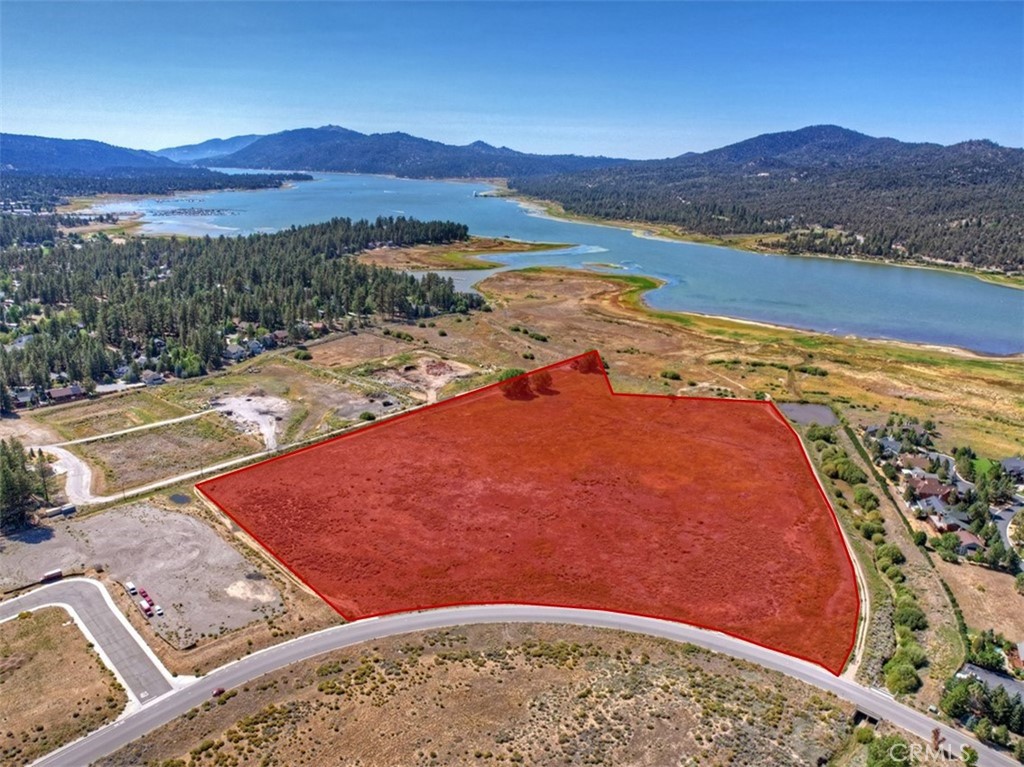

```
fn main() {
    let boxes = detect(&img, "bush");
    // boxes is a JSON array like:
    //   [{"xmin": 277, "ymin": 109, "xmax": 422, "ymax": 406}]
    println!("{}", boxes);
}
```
[
  {"xmin": 438, "ymin": 329, "xmax": 447, "ymax": 336},
  {"xmin": 854, "ymin": 485, "xmax": 880, "ymax": 511},
  {"xmin": 659, "ymin": 370, "xmax": 681, "ymax": 380},
  {"xmin": 294, "ymin": 350, "xmax": 312, "ymax": 360},
  {"xmin": 358, "ymin": 411, "xmax": 376, "ymax": 422},
  {"xmin": 854, "ymin": 726, "xmax": 875, "ymax": 744},
  {"xmin": 894, "ymin": 603, "xmax": 928, "ymax": 631},
  {"xmin": 884, "ymin": 662, "xmax": 922, "ymax": 694},
  {"xmin": 806, "ymin": 424, "xmax": 835, "ymax": 443}
]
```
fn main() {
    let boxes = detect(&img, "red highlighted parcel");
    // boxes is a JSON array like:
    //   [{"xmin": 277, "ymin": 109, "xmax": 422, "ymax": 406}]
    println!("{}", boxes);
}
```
[{"xmin": 197, "ymin": 351, "xmax": 859, "ymax": 674}]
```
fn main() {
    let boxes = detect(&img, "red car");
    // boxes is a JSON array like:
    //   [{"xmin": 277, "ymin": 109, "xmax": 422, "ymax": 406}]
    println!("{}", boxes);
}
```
[
  {"xmin": 211, "ymin": 688, "xmax": 226, "ymax": 698},
  {"xmin": 138, "ymin": 588, "xmax": 150, "ymax": 602}
]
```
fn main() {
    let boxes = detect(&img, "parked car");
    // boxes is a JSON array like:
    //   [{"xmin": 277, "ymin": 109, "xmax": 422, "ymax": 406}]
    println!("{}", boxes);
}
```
[
  {"xmin": 138, "ymin": 599, "xmax": 153, "ymax": 617},
  {"xmin": 211, "ymin": 688, "xmax": 225, "ymax": 698},
  {"xmin": 154, "ymin": 604, "xmax": 164, "ymax": 617},
  {"xmin": 125, "ymin": 581, "xmax": 137, "ymax": 595},
  {"xmin": 138, "ymin": 588, "xmax": 150, "ymax": 602}
]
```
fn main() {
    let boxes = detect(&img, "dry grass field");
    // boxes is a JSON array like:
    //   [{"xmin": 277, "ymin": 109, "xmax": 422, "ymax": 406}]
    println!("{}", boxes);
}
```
[
  {"xmin": 34, "ymin": 390, "xmax": 191, "ymax": 441},
  {"xmin": 934, "ymin": 559, "xmax": 1024, "ymax": 641},
  {"xmin": 0, "ymin": 608, "xmax": 126, "ymax": 765},
  {"xmin": 100, "ymin": 624, "xmax": 854, "ymax": 767},
  {"xmin": 70, "ymin": 413, "xmax": 263, "ymax": 494}
]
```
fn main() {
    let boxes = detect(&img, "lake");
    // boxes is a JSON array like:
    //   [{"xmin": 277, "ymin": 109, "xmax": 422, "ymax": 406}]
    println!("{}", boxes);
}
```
[{"xmin": 89, "ymin": 172, "xmax": 1024, "ymax": 356}]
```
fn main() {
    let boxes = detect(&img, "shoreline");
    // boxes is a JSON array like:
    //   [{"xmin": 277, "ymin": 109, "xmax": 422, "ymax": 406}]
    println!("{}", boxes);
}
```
[
  {"xmin": 503, "ymin": 266, "xmax": 1024, "ymax": 363},
  {"xmin": 506, "ymin": 194, "xmax": 1024, "ymax": 292}
]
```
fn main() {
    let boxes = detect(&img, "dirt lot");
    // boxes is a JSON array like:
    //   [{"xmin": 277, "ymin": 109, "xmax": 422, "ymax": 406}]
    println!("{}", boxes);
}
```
[
  {"xmin": 156, "ymin": 359, "xmax": 391, "ymax": 443},
  {"xmin": 69, "ymin": 413, "xmax": 263, "ymax": 494},
  {"xmin": 934, "ymin": 559, "xmax": 1024, "ymax": 642},
  {"xmin": 199, "ymin": 352, "xmax": 859, "ymax": 674},
  {"xmin": 100, "ymin": 623, "xmax": 853, "ymax": 767},
  {"xmin": 361, "ymin": 351, "xmax": 476, "ymax": 402},
  {"xmin": 0, "ymin": 608, "xmax": 126, "ymax": 766},
  {"xmin": 33, "ymin": 391, "xmax": 190, "ymax": 442},
  {"xmin": 0, "ymin": 503, "xmax": 284, "ymax": 651}
]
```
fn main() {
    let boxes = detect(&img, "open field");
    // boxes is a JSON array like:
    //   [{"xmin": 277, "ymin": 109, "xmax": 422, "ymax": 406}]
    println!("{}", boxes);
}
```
[
  {"xmin": 34, "ymin": 390, "xmax": 191, "ymax": 442},
  {"xmin": 153, "ymin": 359, "xmax": 394, "ymax": 444},
  {"xmin": 0, "ymin": 607, "xmax": 126, "ymax": 766},
  {"xmin": 199, "ymin": 352, "xmax": 859, "ymax": 674},
  {"xmin": 358, "ymin": 236, "xmax": 570, "ymax": 270},
  {"xmin": 69, "ymin": 413, "xmax": 263, "ymax": 494},
  {"xmin": 933, "ymin": 559, "xmax": 1024, "ymax": 642},
  {"xmin": 99, "ymin": 623, "xmax": 853, "ymax": 767},
  {"xmin": 0, "ymin": 503, "xmax": 284, "ymax": 652},
  {"xmin": 468, "ymin": 268, "xmax": 1024, "ymax": 457}
]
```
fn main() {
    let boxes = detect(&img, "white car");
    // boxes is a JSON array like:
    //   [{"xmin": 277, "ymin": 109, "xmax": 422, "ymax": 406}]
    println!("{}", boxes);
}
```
[
  {"xmin": 125, "ymin": 581, "xmax": 137, "ymax": 595},
  {"xmin": 154, "ymin": 605, "xmax": 164, "ymax": 617}
]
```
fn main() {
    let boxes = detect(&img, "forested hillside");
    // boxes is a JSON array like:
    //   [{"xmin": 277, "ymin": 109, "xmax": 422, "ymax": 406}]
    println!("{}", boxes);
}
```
[
  {"xmin": 1, "ymin": 133, "xmax": 178, "ymax": 172},
  {"xmin": 510, "ymin": 126, "xmax": 1024, "ymax": 270},
  {"xmin": 0, "ymin": 216, "xmax": 480, "ymax": 388},
  {"xmin": 1, "ymin": 169, "xmax": 312, "ymax": 212},
  {"xmin": 208, "ymin": 125, "xmax": 628, "ymax": 178}
]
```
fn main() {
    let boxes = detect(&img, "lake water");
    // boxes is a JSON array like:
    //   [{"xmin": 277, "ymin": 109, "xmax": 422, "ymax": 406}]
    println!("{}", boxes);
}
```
[{"xmin": 89, "ymin": 173, "xmax": 1024, "ymax": 355}]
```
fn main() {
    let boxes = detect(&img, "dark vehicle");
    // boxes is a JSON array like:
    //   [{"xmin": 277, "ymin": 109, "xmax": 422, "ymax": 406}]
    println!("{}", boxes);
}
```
[{"xmin": 211, "ymin": 688, "xmax": 225, "ymax": 698}]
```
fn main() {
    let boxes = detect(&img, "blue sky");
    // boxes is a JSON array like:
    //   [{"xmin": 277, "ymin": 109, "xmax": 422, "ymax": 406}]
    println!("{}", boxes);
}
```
[{"xmin": 2, "ymin": 2, "xmax": 1021, "ymax": 158}]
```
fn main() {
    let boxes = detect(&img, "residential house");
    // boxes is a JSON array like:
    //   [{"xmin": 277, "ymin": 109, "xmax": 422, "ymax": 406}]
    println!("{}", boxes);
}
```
[
  {"xmin": 955, "ymin": 530, "xmax": 984, "ymax": 555},
  {"xmin": 272, "ymin": 330, "xmax": 289, "ymax": 345},
  {"xmin": 46, "ymin": 383, "xmax": 85, "ymax": 403},
  {"xmin": 907, "ymin": 474, "xmax": 955, "ymax": 502},
  {"xmin": 246, "ymin": 339, "xmax": 264, "ymax": 356},
  {"xmin": 877, "ymin": 437, "xmax": 901, "ymax": 457},
  {"xmin": 1000, "ymin": 457, "xmax": 1024, "ymax": 481},
  {"xmin": 13, "ymin": 388, "xmax": 37, "ymax": 408},
  {"xmin": 140, "ymin": 370, "xmax": 165, "ymax": 386},
  {"xmin": 223, "ymin": 343, "xmax": 247, "ymax": 362}
]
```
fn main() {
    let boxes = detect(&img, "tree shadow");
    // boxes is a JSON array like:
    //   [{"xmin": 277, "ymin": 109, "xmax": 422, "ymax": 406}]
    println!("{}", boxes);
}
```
[{"xmin": 4, "ymin": 523, "xmax": 56, "ymax": 545}]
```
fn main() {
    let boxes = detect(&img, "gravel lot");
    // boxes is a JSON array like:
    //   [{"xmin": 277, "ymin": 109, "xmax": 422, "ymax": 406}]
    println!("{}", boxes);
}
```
[
  {"xmin": 0, "ymin": 503, "xmax": 282, "ymax": 649},
  {"xmin": 778, "ymin": 402, "xmax": 839, "ymax": 426}
]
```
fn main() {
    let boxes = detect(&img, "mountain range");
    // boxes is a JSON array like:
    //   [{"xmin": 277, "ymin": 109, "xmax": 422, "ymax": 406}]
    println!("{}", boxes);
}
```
[
  {"xmin": 191, "ymin": 125, "xmax": 629, "ymax": 178},
  {"xmin": 155, "ymin": 134, "xmax": 263, "ymax": 163},
  {"xmin": 3, "ymin": 125, "xmax": 1020, "ymax": 269},
  {"xmin": 1, "ymin": 133, "xmax": 178, "ymax": 173}
]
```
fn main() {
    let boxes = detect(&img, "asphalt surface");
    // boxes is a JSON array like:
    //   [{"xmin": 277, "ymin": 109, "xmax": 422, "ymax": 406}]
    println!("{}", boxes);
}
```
[
  {"xmin": 0, "ymin": 578, "xmax": 173, "ymax": 707},
  {"xmin": 35, "ymin": 605, "xmax": 1019, "ymax": 767}
]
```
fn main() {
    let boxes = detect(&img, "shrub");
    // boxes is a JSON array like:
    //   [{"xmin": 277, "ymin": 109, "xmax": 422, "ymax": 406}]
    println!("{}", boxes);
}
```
[
  {"xmin": 659, "ymin": 370, "xmax": 681, "ymax": 380},
  {"xmin": 358, "ymin": 411, "xmax": 376, "ymax": 422},
  {"xmin": 894, "ymin": 603, "xmax": 928, "ymax": 631},
  {"xmin": 294, "ymin": 350, "xmax": 312, "ymax": 361},
  {"xmin": 884, "ymin": 662, "xmax": 922, "ymax": 694}
]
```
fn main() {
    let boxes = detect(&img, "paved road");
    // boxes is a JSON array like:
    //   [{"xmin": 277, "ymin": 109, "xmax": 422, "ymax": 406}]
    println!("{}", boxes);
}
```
[
  {"xmin": 0, "ymin": 578, "xmax": 174, "ymax": 708},
  {"xmin": 36, "ymin": 605, "xmax": 1018, "ymax": 767}
]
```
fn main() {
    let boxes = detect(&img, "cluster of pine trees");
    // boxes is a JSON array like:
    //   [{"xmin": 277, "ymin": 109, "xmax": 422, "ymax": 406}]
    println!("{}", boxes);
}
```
[
  {"xmin": 511, "ymin": 153, "xmax": 1023, "ymax": 270},
  {"xmin": 0, "ymin": 169, "xmax": 313, "ymax": 212},
  {"xmin": 0, "ymin": 215, "xmax": 480, "ymax": 387},
  {"xmin": 0, "ymin": 438, "xmax": 44, "ymax": 530}
]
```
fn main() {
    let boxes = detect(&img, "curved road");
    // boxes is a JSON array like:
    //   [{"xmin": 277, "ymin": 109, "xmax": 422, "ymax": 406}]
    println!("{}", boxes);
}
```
[
  {"xmin": 34, "ymin": 604, "xmax": 1017, "ymax": 767},
  {"xmin": 0, "ymin": 579, "xmax": 175, "ymax": 708}
]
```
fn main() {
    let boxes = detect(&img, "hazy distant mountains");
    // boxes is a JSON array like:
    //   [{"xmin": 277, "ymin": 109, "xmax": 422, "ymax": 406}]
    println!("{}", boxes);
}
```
[
  {"xmin": 155, "ymin": 134, "xmax": 263, "ymax": 163},
  {"xmin": 1, "ymin": 133, "xmax": 178, "ymax": 173},
  {"xmin": 194, "ymin": 125, "xmax": 629, "ymax": 178}
]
